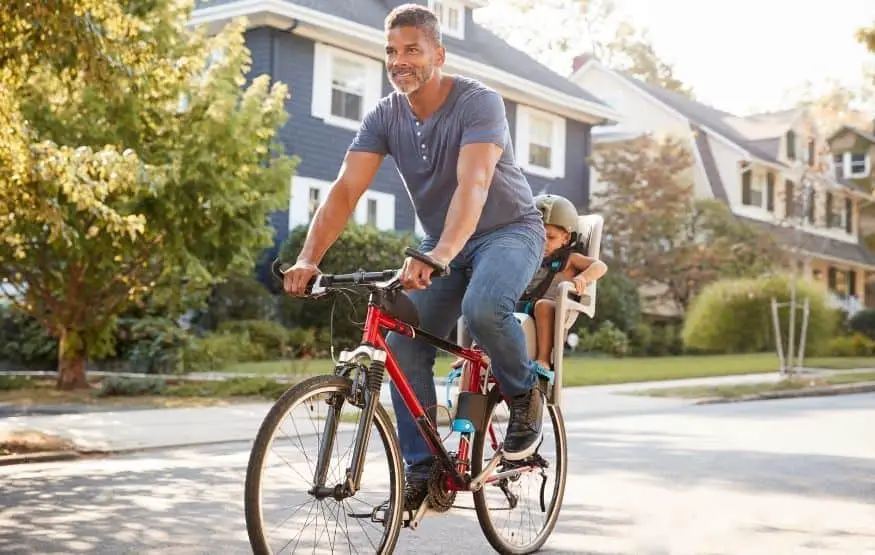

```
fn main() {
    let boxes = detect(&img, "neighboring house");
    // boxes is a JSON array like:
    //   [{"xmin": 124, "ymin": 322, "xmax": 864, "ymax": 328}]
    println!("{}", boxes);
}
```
[
  {"xmin": 828, "ymin": 125, "xmax": 875, "ymax": 240},
  {"xmin": 189, "ymin": 0, "xmax": 619, "ymax": 275},
  {"xmin": 570, "ymin": 56, "xmax": 875, "ymax": 315}
]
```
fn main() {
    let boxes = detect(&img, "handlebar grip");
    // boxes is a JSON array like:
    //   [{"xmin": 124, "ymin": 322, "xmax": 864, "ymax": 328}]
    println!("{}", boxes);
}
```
[
  {"xmin": 404, "ymin": 247, "xmax": 450, "ymax": 277},
  {"xmin": 270, "ymin": 259, "xmax": 321, "ymax": 294}
]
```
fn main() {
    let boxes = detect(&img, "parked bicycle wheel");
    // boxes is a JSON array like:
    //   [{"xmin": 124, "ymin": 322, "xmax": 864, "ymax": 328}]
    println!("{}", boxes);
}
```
[
  {"xmin": 244, "ymin": 375, "xmax": 404, "ymax": 554},
  {"xmin": 471, "ymin": 384, "xmax": 568, "ymax": 554}
]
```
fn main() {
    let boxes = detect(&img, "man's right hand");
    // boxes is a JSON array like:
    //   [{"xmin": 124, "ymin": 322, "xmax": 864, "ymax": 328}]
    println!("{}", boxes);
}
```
[{"xmin": 283, "ymin": 260, "xmax": 320, "ymax": 297}]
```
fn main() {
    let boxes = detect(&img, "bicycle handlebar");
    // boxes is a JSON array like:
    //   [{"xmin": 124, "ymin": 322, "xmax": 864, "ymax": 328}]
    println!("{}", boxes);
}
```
[{"xmin": 271, "ymin": 247, "xmax": 450, "ymax": 296}]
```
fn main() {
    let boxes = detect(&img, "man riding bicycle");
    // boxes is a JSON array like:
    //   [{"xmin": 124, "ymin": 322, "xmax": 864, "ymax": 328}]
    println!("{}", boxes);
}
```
[{"xmin": 282, "ymin": 3, "xmax": 548, "ymax": 511}]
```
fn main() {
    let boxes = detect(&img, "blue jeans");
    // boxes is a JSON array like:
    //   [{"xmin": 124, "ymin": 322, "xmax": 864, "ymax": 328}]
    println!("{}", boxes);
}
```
[{"xmin": 385, "ymin": 220, "xmax": 546, "ymax": 473}]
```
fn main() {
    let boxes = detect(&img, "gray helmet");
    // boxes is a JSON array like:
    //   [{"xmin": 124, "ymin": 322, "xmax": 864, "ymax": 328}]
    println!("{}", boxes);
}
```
[{"xmin": 534, "ymin": 194, "xmax": 579, "ymax": 235}]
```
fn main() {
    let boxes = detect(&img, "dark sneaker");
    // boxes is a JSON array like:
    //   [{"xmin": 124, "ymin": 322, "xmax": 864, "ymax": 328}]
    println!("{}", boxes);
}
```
[
  {"xmin": 402, "ymin": 461, "xmax": 432, "ymax": 511},
  {"xmin": 502, "ymin": 386, "xmax": 544, "ymax": 461}
]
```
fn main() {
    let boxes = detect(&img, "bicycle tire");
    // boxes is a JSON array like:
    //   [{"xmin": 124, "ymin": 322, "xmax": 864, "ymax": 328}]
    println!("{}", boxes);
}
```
[
  {"xmin": 471, "ymin": 386, "xmax": 568, "ymax": 554},
  {"xmin": 244, "ymin": 374, "xmax": 404, "ymax": 554}
]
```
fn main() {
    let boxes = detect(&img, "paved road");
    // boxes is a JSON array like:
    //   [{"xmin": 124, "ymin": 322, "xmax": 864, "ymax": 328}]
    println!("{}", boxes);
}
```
[{"xmin": 1, "ymin": 393, "xmax": 874, "ymax": 554}]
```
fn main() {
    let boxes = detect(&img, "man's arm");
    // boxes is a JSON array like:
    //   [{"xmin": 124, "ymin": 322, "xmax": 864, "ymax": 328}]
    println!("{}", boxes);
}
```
[
  {"xmin": 297, "ymin": 151, "xmax": 383, "ymax": 265},
  {"xmin": 430, "ymin": 89, "xmax": 507, "ymax": 263}
]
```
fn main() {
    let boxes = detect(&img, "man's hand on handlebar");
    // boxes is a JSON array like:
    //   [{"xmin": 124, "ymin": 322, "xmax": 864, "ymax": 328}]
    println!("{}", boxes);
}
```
[
  {"xmin": 283, "ymin": 260, "xmax": 320, "ymax": 297},
  {"xmin": 399, "ymin": 250, "xmax": 450, "ymax": 290}
]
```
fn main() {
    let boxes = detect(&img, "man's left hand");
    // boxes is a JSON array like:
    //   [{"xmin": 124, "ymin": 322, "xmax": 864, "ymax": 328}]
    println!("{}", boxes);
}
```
[{"xmin": 400, "ymin": 250, "xmax": 450, "ymax": 290}]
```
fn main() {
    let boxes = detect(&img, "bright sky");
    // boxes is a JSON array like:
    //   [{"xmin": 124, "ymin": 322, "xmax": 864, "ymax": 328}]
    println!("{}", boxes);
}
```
[{"xmin": 477, "ymin": 0, "xmax": 875, "ymax": 116}]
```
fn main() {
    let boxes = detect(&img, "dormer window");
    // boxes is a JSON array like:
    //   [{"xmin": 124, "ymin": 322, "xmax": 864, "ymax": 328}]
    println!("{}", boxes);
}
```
[
  {"xmin": 430, "ymin": 0, "xmax": 465, "ymax": 39},
  {"xmin": 833, "ymin": 152, "xmax": 870, "ymax": 179}
]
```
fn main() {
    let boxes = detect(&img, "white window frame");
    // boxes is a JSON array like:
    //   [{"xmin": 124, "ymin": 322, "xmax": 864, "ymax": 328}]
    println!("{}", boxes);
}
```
[
  {"xmin": 429, "ymin": 0, "xmax": 465, "ymax": 40},
  {"xmin": 848, "ymin": 152, "xmax": 870, "ymax": 178},
  {"xmin": 748, "ymin": 173, "xmax": 766, "ymax": 210},
  {"xmin": 311, "ymin": 43, "xmax": 383, "ymax": 132},
  {"xmin": 353, "ymin": 189, "xmax": 396, "ymax": 231},
  {"xmin": 515, "ymin": 105, "xmax": 566, "ymax": 180},
  {"xmin": 289, "ymin": 176, "xmax": 330, "ymax": 230},
  {"xmin": 414, "ymin": 215, "xmax": 426, "ymax": 238}
]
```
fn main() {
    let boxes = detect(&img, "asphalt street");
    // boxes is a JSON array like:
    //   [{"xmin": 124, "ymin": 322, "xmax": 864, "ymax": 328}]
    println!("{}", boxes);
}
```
[{"xmin": 1, "ymin": 392, "xmax": 874, "ymax": 554}]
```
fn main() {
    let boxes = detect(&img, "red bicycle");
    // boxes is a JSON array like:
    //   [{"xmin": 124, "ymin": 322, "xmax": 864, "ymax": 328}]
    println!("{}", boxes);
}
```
[{"xmin": 244, "ymin": 248, "xmax": 568, "ymax": 554}]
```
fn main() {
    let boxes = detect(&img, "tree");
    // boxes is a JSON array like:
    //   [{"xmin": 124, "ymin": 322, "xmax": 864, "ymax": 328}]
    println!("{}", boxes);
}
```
[
  {"xmin": 0, "ymin": 1, "xmax": 295, "ymax": 389},
  {"xmin": 856, "ymin": 22, "xmax": 875, "ymax": 52},
  {"xmin": 782, "ymin": 78, "xmax": 875, "ymax": 137},
  {"xmin": 474, "ymin": 0, "xmax": 694, "ymax": 97},
  {"xmin": 589, "ymin": 133, "xmax": 782, "ymax": 313}
]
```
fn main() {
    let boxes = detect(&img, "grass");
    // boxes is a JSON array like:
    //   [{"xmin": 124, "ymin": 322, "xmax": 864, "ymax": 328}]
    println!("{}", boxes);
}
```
[
  {"xmin": 635, "ymin": 371, "xmax": 875, "ymax": 400},
  {"xmin": 221, "ymin": 353, "xmax": 875, "ymax": 387}
]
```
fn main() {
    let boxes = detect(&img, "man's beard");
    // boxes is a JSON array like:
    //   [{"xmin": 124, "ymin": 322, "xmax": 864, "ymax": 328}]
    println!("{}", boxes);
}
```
[{"xmin": 389, "ymin": 65, "xmax": 433, "ymax": 94}]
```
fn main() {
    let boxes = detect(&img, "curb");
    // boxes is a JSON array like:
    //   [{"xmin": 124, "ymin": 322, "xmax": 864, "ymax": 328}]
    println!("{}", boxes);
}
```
[
  {"xmin": 0, "ymin": 450, "xmax": 82, "ymax": 467},
  {"xmin": 695, "ymin": 382, "xmax": 875, "ymax": 405}
]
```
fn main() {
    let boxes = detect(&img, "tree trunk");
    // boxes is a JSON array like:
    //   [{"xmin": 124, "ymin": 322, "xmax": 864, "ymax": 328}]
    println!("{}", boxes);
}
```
[{"xmin": 57, "ymin": 329, "xmax": 88, "ymax": 390}]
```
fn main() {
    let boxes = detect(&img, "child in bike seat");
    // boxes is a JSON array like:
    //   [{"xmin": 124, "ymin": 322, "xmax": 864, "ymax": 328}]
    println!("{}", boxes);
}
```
[{"xmin": 518, "ymin": 194, "xmax": 608, "ymax": 375}]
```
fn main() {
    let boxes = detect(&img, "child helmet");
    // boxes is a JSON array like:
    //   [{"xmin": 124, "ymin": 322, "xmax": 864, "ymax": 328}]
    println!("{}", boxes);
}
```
[{"xmin": 534, "ymin": 194, "xmax": 579, "ymax": 235}]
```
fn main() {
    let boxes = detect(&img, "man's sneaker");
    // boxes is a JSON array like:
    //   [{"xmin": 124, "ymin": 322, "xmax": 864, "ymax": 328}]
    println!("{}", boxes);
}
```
[
  {"xmin": 502, "ymin": 385, "xmax": 544, "ymax": 461},
  {"xmin": 402, "ymin": 461, "xmax": 432, "ymax": 511}
]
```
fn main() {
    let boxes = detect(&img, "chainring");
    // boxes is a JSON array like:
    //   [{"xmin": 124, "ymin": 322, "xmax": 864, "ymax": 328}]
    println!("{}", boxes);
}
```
[{"xmin": 426, "ymin": 466, "xmax": 457, "ymax": 513}]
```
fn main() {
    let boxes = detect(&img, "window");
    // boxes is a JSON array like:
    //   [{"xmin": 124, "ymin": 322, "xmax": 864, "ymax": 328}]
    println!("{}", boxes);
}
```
[
  {"xmin": 850, "ymin": 153, "xmax": 868, "ymax": 177},
  {"xmin": 366, "ymin": 198, "xmax": 378, "ymax": 227},
  {"xmin": 740, "ymin": 169, "xmax": 773, "ymax": 211},
  {"xmin": 289, "ymin": 177, "xmax": 330, "ymax": 230},
  {"xmin": 429, "ymin": 0, "xmax": 465, "ymax": 39},
  {"xmin": 308, "ymin": 187, "xmax": 321, "ymax": 220},
  {"xmin": 312, "ymin": 43, "xmax": 383, "ymax": 131},
  {"xmin": 833, "ymin": 152, "xmax": 870, "ymax": 179},
  {"xmin": 353, "ymin": 190, "xmax": 396, "ymax": 231},
  {"xmin": 515, "ymin": 105, "xmax": 566, "ymax": 179}
]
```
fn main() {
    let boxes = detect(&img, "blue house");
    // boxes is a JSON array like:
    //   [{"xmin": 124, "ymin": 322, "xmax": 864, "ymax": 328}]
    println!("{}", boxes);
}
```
[{"xmin": 190, "ymin": 0, "xmax": 618, "ymax": 256}]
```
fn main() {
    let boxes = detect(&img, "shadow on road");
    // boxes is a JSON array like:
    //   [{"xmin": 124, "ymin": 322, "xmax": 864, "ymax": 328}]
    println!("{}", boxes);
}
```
[{"xmin": 0, "ymin": 444, "xmax": 253, "ymax": 555}]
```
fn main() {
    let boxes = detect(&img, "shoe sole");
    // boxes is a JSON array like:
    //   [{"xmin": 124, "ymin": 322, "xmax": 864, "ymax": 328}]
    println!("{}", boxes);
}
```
[{"xmin": 501, "ymin": 431, "xmax": 543, "ymax": 461}]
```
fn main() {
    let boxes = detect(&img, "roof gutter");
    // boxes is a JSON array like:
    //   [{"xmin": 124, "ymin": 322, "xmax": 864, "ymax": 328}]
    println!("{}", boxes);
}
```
[{"xmin": 188, "ymin": 0, "xmax": 621, "ymax": 125}]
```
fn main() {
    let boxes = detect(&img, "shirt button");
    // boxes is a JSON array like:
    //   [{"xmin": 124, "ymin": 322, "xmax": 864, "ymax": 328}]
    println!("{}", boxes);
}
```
[
  {"xmin": 421, "ymin": 143, "xmax": 425, "ymax": 148},
  {"xmin": 422, "ymin": 155, "xmax": 427, "ymax": 160}
]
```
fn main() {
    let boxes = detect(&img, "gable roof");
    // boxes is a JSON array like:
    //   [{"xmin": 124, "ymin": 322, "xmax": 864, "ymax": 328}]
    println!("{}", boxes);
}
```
[
  {"xmin": 828, "ymin": 124, "xmax": 875, "ymax": 144},
  {"xmin": 190, "ymin": 0, "xmax": 620, "ymax": 124},
  {"xmin": 616, "ymin": 74, "xmax": 787, "ymax": 167}
]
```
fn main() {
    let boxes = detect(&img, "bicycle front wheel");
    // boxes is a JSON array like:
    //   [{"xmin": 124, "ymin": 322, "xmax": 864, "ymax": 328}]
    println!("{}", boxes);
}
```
[{"xmin": 244, "ymin": 374, "xmax": 404, "ymax": 554}]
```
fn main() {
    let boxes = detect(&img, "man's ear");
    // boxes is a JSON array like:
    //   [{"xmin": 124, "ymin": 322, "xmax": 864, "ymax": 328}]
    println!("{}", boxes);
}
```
[{"xmin": 436, "ymin": 44, "xmax": 446, "ymax": 67}]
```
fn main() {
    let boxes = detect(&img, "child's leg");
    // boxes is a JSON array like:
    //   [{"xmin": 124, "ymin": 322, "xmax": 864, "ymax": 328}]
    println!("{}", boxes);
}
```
[{"xmin": 533, "ymin": 299, "xmax": 556, "ymax": 367}]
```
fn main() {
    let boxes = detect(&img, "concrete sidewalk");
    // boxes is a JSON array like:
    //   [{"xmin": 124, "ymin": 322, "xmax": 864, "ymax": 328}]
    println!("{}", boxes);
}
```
[{"xmin": 1, "ymin": 368, "xmax": 871, "ymax": 457}]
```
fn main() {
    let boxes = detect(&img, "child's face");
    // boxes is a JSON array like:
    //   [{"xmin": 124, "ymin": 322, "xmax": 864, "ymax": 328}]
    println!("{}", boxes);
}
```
[{"xmin": 544, "ymin": 224, "xmax": 570, "ymax": 257}]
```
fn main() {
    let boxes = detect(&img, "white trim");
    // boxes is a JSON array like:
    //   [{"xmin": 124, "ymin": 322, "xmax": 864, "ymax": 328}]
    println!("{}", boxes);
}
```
[
  {"xmin": 353, "ymin": 189, "xmax": 396, "ymax": 231},
  {"xmin": 289, "ymin": 176, "xmax": 332, "ymax": 230},
  {"xmin": 797, "ymin": 249, "xmax": 875, "ymax": 272},
  {"xmin": 515, "ymin": 105, "xmax": 566, "ymax": 179},
  {"xmin": 187, "ymin": 0, "xmax": 620, "ymax": 125},
  {"xmin": 428, "ymin": 0, "xmax": 465, "ymax": 40},
  {"xmin": 311, "ymin": 42, "xmax": 383, "ymax": 132}
]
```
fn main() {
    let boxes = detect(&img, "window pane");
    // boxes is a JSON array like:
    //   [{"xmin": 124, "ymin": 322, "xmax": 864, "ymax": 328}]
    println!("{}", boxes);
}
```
[
  {"xmin": 308, "ymin": 187, "xmax": 321, "ymax": 219},
  {"xmin": 447, "ymin": 6, "xmax": 460, "ymax": 30},
  {"xmin": 331, "ymin": 57, "xmax": 365, "ymax": 120},
  {"xmin": 529, "ymin": 115, "xmax": 553, "ymax": 146},
  {"xmin": 366, "ymin": 198, "xmax": 378, "ymax": 227},
  {"xmin": 529, "ymin": 144, "xmax": 552, "ymax": 168},
  {"xmin": 850, "ymin": 153, "xmax": 867, "ymax": 174}
]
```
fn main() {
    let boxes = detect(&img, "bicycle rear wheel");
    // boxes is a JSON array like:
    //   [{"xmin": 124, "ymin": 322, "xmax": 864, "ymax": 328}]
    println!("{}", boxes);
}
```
[
  {"xmin": 471, "ymin": 385, "xmax": 568, "ymax": 554},
  {"xmin": 244, "ymin": 374, "xmax": 404, "ymax": 554}
]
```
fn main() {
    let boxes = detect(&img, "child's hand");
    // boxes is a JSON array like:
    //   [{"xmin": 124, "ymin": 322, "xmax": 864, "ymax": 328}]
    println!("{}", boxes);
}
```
[{"xmin": 573, "ymin": 275, "xmax": 588, "ymax": 295}]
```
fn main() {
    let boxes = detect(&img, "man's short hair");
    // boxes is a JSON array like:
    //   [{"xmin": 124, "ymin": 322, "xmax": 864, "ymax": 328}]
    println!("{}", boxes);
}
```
[{"xmin": 384, "ymin": 3, "xmax": 442, "ymax": 45}]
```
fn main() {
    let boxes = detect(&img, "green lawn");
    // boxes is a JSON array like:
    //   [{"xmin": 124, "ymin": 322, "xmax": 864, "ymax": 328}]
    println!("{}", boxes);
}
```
[
  {"xmin": 220, "ymin": 353, "xmax": 875, "ymax": 387},
  {"xmin": 635, "ymin": 371, "xmax": 875, "ymax": 400}
]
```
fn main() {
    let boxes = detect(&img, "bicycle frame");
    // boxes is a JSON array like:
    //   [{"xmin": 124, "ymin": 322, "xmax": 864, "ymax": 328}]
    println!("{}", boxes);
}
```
[{"xmin": 315, "ymin": 284, "xmax": 493, "ymax": 495}]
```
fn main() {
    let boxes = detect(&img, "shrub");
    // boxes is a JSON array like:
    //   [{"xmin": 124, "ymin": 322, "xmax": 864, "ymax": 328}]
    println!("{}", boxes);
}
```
[
  {"xmin": 826, "ymin": 333, "xmax": 875, "ymax": 357},
  {"xmin": 218, "ymin": 319, "xmax": 294, "ymax": 358},
  {"xmin": 113, "ymin": 316, "xmax": 190, "ymax": 374},
  {"xmin": 194, "ymin": 273, "xmax": 276, "ymax": 331},
  {"xmin": 577, "ymin": 271, "xmax": 641, "ymax": 336},
  {"xmin": 278, "ymin": 223, "xmax": 418, "ymax": 348},
  {"xmin": 848, "ymin": 309, "xmax": 875, "ymax": 340},
  {"xmin": 97, "ymin": 375, "xmax": 168, "ymax": 397},
  {"xmin": 179, "ymin": 332, "xmax": 267, "ymax": 372},
  {"xmin": 0, "ymin": 306, "xmax": 58, "ymax": 368},
  {"xmin": 682, "ymin": 273, "xmax": 837, "ymax": 355},
  {"xmin": 583, "ymin": 320, "xmax": 629, "ymax": 357}
]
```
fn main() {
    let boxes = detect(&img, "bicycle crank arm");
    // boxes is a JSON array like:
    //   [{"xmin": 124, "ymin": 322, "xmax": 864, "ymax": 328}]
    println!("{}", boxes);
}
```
[{"xmin": 468, "ymin": 449, "xmax": 504, "ymax": 492}]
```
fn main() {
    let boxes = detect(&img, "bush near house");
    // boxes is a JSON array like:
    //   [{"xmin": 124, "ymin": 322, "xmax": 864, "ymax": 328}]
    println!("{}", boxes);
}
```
[{"xmin": 682, "ymin": 273, "xmax": 838, "ymax": 356}]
